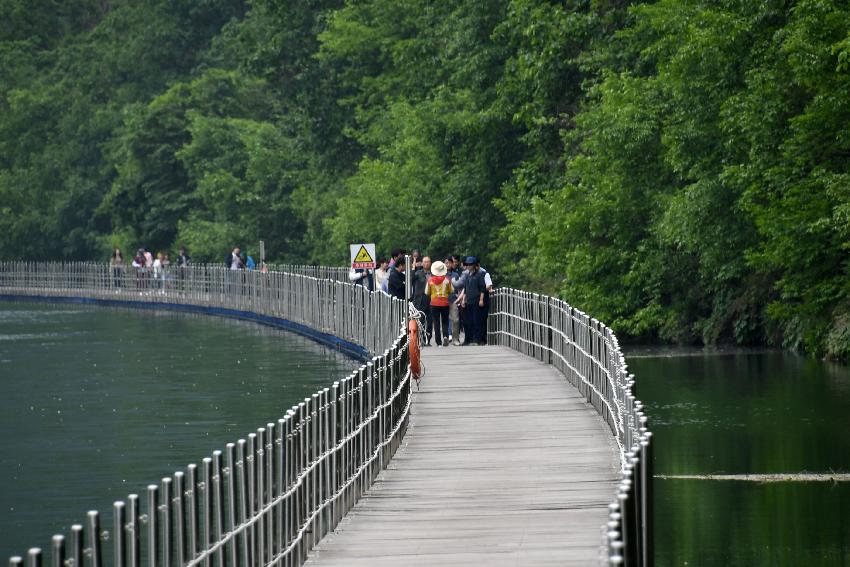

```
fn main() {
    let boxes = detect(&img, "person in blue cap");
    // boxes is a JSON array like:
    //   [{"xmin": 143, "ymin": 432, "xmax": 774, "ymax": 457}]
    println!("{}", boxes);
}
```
[{"xmin": 455, "ymin": 256, "xmax": 488, "ymax": 345}]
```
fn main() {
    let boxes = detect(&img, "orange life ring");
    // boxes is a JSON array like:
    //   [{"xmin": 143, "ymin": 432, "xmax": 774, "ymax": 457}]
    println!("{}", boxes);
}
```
[{"xmin": 408, "ymin": 318, "xmax": 422, "ymax": 380}]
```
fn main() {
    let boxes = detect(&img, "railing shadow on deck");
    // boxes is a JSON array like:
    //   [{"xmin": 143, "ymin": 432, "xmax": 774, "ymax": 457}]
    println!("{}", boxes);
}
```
[{"xmin": 0, "ymin": 262, "xmax": 410, "ymax": 567}]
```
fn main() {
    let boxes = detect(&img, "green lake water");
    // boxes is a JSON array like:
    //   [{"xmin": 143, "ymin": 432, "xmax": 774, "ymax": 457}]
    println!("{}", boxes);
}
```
[
  {"xmin": 628, "ymin": 350, "xmax": 850, "ymax": 566},
  {"xmin": 0, "ymin": 303, "xmax": 356, "ymax": 560}
]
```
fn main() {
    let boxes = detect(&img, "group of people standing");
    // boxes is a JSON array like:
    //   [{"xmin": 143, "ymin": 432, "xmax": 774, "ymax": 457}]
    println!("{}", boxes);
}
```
[
  {"xmin": 109, "ymin": 246, "xmax": 190, "ymax": 290},
  {"xmin": 225, "ymin": 246, "xmax": 264, "ymax": 271},
  {"xmin": 348, "ymin": 249, "xmax": 493, "ymax": 347}
]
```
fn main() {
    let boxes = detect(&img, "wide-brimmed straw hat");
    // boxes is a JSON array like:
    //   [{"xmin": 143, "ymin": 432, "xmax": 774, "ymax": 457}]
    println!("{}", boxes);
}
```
[{"xmin": 431, "ymin": 261, "xmax": 447, "ymax": 276}]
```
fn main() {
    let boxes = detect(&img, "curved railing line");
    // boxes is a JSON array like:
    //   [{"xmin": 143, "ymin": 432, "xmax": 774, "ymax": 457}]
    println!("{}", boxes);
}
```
[
  {"xmin": 489, "ymin": 288, "xmax": 652, "ymax": 567},
  {"xmin": 493, "ymin": 324, "xmax": 627, "ymax": 460},
  {"xmin": 495, "ymin": 308, "xmax": 626, "ymax": 444},
  {"xmin": 1, "ymin": 262, "xmax": 652, "ymax": 566},
  {"xmin": 185, "ymin": 345, "xmax": 412, "ymax": 567},
  {"xmin": 0, "ymin": 261, "xmax": 410, "ymax": 567}
]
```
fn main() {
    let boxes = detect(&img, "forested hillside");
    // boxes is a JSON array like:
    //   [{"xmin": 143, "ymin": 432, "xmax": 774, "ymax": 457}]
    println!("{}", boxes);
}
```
[{"xmin": 2, "ymin": 0, "xmax": 849, "ymax": 358}]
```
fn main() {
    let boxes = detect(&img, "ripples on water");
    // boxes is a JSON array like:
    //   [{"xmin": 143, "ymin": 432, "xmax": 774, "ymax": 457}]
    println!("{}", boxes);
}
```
[
  {"xmin": 627, "ymin": 347, "xmax": 850, "ymax": 566},
  {"xmin": 0, "ymin": 302, "xmax": 357, "ymax": 560}
]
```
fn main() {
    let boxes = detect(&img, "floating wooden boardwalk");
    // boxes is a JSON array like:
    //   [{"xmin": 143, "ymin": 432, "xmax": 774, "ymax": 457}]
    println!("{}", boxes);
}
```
[{"xmin": 305, "ymin": 345, "xmax": 620, "ymax": 566}]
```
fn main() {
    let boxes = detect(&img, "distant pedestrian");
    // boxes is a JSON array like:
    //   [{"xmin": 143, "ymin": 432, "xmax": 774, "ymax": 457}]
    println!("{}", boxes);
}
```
[
  {"xmin": 387, "ymin": 249, "xmax": 405, "ymax": 270},
  {"xmin": 110, "ymin": 248, "xmax": 123, "ymax": 289},
  {"xmin": 349, "ymin": 265, "xmax": 374, "ymax": 291},
  {"xmin": 226, "ymin": 247, "xmax": 242, "ymax": 270},
  {"xmin": 478, "ymin": 263, "xmax": 494, "ymax": 344},
  {"xmin": 445, "ymin": 255, "xmax": 462, "ymax": 345},
  {"xmin": 153, "ymin": 252, "xmax": 164, "ymax": 290},
  {"xmin": 425, "ymin": 261, "xmax": 453, "ymax": 347},
  {"xmin": 412, "ymin": 256, "xmax": 432, "ymax": 345},
  {"xmin": 374, "ymin": 258, "xmax": 390, "ymax": 291},
  {"xmin": 383, "ymin": 249, "xmax": 406, "ymax": 292},
  {"xmin": 463, "ymin": 257, "xmax": 487, "ymax": 345},
  {"xmin": 387, "ymin": 259, "xmax": 407, "ymax": 300},
  {"xmin": 177, "ymin": 245, "xmax": 190, "ymax": 291},
  {"xmin": 132, "ymin": 248, "xmax": 146, "ymax": 290},
  {"xmin": 177, "ymin": 246, "xmax": 190, "ymax": 268},
  {"xmin": 143, "ymin": 249, "xmax": 153, "ymax": 289},
  {"xmin": 454, "ymin": 256, "xmax": 487, "ymax": 345},
  {"xmin": 162, "ymin": 253, "xmax": 171, "ymax": 288},
  {"xmin": 452, "ymin": 257, "xmax": 470, "ymax": 343}
]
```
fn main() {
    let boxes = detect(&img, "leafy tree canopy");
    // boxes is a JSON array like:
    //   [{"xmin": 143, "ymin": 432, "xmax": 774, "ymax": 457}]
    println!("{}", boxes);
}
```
[{"xmin": 2, "ymin": 0, "xmax": 850, "ymax": 358}]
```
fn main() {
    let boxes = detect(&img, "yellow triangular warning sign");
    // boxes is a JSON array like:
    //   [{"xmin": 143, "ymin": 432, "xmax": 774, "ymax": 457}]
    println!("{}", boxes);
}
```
[{"xmin": 353, "ymin": 245, "xmax": 373, "ymax": 264}]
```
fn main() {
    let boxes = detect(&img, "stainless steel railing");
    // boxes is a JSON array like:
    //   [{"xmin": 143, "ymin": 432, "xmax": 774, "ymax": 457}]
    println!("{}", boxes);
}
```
[
  {"xmin": 0, "ymin": 261, "xmax": 410, "ymax": 567},
  {"xmin": 0, "ymin": 262, "xmax": 398, "ymax": 355},
  {"xmin": 488, "ymin": 289, "xmax": 653, "ymax": 567},
  {"xmin": 263, "ymin": 265, "xmax": 348, "ymax": 283},
  {"xmin": 2, "ymin": 262, "xmax": 651, "ymax": 566}
]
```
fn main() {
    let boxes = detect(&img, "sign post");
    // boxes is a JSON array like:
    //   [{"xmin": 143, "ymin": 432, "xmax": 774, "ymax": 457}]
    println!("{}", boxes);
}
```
[
  {"xmin": 349, "ymin": 243, "xmax": 377, "ymax": 346},
  {"xmin": 349, "ymin": 243, "xmax": 377, "ymax": 270}
]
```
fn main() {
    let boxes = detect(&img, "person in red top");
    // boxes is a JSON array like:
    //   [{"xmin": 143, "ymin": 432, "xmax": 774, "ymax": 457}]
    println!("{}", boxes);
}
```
[{"xmin": 425, "ymin": 261, "xmax": 454, "ymax": 347}]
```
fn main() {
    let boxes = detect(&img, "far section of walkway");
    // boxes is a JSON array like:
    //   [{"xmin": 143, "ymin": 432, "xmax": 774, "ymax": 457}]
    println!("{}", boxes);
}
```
[{"xmin": 305, "ymin": 345, "xmax": 619, "ymax": 566}]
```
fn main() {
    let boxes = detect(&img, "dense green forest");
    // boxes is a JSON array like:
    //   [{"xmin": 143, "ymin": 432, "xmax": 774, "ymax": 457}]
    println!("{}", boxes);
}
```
[{"xmin": 2, "ymin": 0, "xmax": 849, "ymax": 358}]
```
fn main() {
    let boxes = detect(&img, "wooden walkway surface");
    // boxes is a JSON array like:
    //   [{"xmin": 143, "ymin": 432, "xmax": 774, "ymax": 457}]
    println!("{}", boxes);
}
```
[{"xmin": 305, "ymin": 345, "xmax": 619, "ymax": 566}]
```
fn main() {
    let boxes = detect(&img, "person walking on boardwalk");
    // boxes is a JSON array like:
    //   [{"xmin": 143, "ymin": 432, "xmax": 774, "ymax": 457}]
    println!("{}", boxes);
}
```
[
  {"xmin": 110, "ymin": 248, "xmax": 124, "ymax": 289},
  {"xmin": 161, "ymin": 252, "xmax": 171, "ymax": 288},
  {"xmin": 452, "ymin": 257, "xmax": 473, "ymax": 344},
  {"xmin": 226, "ymin": 247, "xmax": 243, "ymax": 269},
  {"xmin": 387, "ymin": 258, "xmax": 406, "ymax": 300},
  {"xmin": 177, "ymin": 245, "xmax": 190, "ymax": 291},
  {"xmin": 412, "ymin": 256, "xmax": 433, "ymax": 345},
  {"xmin": 177, "ymin": 246, "xmax": 190, "ymax": 268},
  {"xmin": 143, "ymin": 248, "xmax": 154, "ymax": 289},
  {"xmin": 445, "ymin": 255, "xmax": 462, "ymax": 345},
  {"xmin": 153, "ymin": 252, "xmax": 164, "ymax": 290},
  {"xmin": 382, "ymin": 249, "xmax": 406, "ymax": 292},
  {"xmin": 243, "ymin": 251, "xmax": 256, "ymax": 271},
  {"xmin": 349, "ymin": 264, "xmax": 374, "ymax": 291},
  {"xmin": 374, "ymin": 257, "xmax": 390, "ymax": 291},
  {"xmin": 132, "ymin": 248, "xmax": 146, "ymax": 290},
  {"xmin": 478, "ymin": 262, "xmax": 494, "ymax": 344},
  {"xmin": 425, "ymin": 261, "xmax": 453, "ymax": 347},
  {"xmin": 462, "ymin": 256, "xmax": 487, "ymax": 345}
]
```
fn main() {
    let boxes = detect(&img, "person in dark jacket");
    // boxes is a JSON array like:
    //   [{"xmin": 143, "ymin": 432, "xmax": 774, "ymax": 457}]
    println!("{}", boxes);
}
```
[
  {"xmin": 412, "ymin": 256, "xmax": 433, "ymax": 345},
  {"xmin": 226, "ymin": 247, "xmax": 242, "ymax": 269},
  {"xmin": 176, "ymin": 246, "xmax": 190, "ymax": 291},
  {"xmin": 177, "ymin": 246, "xmax": 190, "ymax": 268},
  {"xmin": 462, "ymin": 256, "xmax": 487, "ymax": 345},
  {"xmin": 387, "ymin": 260, "xmax": 407, "ymax": 300}
]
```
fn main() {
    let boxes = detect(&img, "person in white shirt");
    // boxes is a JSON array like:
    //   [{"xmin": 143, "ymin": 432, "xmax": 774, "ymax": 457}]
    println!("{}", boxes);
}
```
[
  {"xmin": 349, "ymin": 267, "xmax": 374, "ymax": 291},
  {"xmin": 153, "ymin": 252, "xmax": 164, "ymax": 290},
  {"xmin": 374, "ymin": 258, "xmax": 390, "ymax": 291}
]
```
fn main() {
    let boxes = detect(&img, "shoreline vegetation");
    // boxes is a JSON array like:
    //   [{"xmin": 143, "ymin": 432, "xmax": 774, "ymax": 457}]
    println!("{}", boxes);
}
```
[{"xmin": 2, "ymin": 1, "xmax": 849, "ymax": 359}]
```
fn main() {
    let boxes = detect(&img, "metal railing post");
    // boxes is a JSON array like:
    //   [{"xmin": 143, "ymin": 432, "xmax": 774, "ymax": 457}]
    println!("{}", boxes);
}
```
[{"xmin": 0, "ymin": 262, "xmax": 425, "ymax": 567}]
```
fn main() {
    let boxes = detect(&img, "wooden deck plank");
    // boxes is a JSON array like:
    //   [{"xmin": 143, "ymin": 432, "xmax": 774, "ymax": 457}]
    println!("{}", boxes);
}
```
[{"xmin": 305, "ymin": 345, "xmax": 619, "ymax": 566}]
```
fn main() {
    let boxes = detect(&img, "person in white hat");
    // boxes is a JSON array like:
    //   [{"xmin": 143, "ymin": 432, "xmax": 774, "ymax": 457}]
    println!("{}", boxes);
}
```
[{"xmin": 424, "ymin": 260, "xmax": 454, "ymax": 347}]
